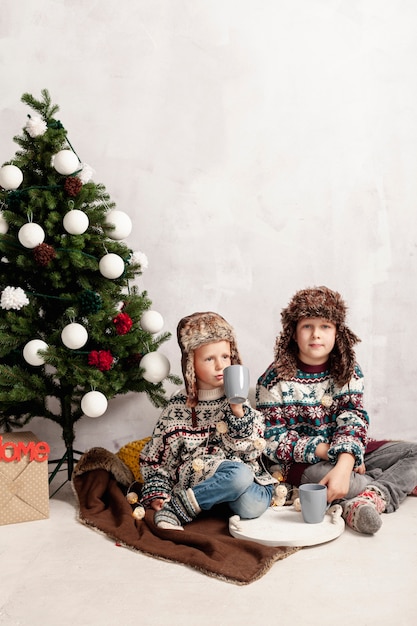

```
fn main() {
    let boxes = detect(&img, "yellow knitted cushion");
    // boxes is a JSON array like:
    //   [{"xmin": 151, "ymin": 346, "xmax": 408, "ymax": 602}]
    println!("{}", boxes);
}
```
[{"xmin": 116, "ymin": 437, "xmax": 151, "ymax": 483}]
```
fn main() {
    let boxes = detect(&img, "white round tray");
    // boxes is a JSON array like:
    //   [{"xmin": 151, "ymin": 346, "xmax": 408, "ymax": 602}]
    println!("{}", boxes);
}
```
[{"xmin": 229, "ymin": 505, "xmax": 345, "ymax": 547}]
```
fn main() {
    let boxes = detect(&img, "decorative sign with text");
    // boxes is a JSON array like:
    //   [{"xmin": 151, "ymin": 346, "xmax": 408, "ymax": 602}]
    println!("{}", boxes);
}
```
[
  {"xmin": 0, "ymin": 434, "xmax": 50, "ymax": 462},
  {"xmin": 0, "ymin": 431, "xmax": 50, "ymax": 525}
]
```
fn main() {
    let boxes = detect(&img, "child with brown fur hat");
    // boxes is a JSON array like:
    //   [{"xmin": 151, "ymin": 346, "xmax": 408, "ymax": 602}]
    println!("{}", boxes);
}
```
[
  {"xmin": 256, "ymin": 286, "xmax": 417, "ymax": 535},
  {"xmin": 140, "ymin": 311, "xmax": 276, "ymax": 530}
]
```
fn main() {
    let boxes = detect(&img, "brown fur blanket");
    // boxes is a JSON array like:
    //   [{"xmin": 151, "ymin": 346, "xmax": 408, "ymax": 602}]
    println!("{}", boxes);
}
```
[{"xmin": 72, "ymin": 447, "xmax": 299, "ymax": 585}]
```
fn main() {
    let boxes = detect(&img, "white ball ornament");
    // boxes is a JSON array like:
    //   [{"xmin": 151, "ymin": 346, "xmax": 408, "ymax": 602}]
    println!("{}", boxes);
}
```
[
  {"xmin": 132, "ymin": 505, "xmax": 145, "ymax": 520},
  {"xmin": 99, "ymin": 253, "xmax": 125, "ymax": 279},
  {"xmin": 52, "ymin": 149, "xmax": 80, "ymax": 175},
  {"xmin": 81, "ymin": 390, "xmax": 108, "ymax": 418},
  {"xmin": 23, "ymin": 339, "xmax": 48, "ymax": 366},
  {"xmin": 0, "ymin": 212, "xmax": 9, "ymax": 234},
  {"xmin": 18, "ymin": 223, "xmax": 45, "ymax": 248},
  {"xmin": 63, "ymin": 209, "xmax": 89, "ymax": 235},
  {"xmin": 141, "ymin": 352, "xmax": 170, "ymax": 383},
  {"xmin": 140, "ymin": 310, "xmax": 164, "ymax": 334},
  {"xmin": 126, "ymin": 492, "xmax": 138, "ymax": 505},
  {"xmin": 104, "ymin": 210, "xmax": 132, "ymax": 240},
  {"xmin": 0, "ymin": 164, "xmax": 23, "ymax": 190},
  {"xmin": 61, "ymin": 322, "xmax": 88, "ymax": 349}
]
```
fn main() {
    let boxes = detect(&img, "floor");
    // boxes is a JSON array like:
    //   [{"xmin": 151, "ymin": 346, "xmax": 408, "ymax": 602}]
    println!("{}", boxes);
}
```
[{"xmin": 1, "ymin": 476, "xmax": 416, "ymax": 626}]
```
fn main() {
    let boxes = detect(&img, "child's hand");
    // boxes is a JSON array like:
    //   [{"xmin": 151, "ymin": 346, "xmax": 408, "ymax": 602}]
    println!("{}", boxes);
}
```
[
  {"xmin": 320, "ymin": 467, "xmax": 350, "ymax": 501},
  {"xmin": 354, "ymin": 462, "xmax": 366, "ymax": 474},
  {"xmin": 230, "ymin": 403, "xmax": 244, "ymax": 418},
  {"xmin": 320, "ymin": 452, "xmax": 355, "ymax": 501}
]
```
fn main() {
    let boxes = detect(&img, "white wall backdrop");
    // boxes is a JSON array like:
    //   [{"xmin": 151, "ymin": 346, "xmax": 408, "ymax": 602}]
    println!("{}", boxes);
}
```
[{"xmin": 1, "ymin": 0, "xmax": 417, "ymax": 457}]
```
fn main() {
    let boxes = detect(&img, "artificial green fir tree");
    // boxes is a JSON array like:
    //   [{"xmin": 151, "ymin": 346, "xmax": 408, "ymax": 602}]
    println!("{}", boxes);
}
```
[{"xmin": 0, "ymin": 90, "xmax": 180, "ymax": 480}]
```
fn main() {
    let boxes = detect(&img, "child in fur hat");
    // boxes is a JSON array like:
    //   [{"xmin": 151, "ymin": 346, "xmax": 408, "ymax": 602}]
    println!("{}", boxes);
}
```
[
  {"xmin": 140, "ymin": 311, "xmax": 276, "ymax": 530},
  {"xmin": 256, "ymin": 286, "xmax": 417, "ymax": 535}
]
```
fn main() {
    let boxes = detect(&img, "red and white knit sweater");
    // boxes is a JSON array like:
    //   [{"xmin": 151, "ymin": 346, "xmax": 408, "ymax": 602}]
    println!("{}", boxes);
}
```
[{"xmin": 256, "ymin": 360, "xmax": 369, "ymax": 482}]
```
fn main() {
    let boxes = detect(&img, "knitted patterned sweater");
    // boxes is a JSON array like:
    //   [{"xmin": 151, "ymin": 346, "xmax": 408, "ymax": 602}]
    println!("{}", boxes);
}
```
[
  {"xmin": 140, "ymin": 386, "xmax": 275, "ymax": 505},
  {"xmin": 256, "ymin": 360, "xmax": 369, "ymax": 480}
]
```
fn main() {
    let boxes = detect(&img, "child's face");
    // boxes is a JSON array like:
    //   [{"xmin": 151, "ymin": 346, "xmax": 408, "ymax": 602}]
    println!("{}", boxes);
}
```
[
  {"xmin": 294, "ymin": 317, "xmax": 336, "ymax": 365},
  {"xmin": 194, "ymin": 340, "xmax": 232, "ymax": 390}
]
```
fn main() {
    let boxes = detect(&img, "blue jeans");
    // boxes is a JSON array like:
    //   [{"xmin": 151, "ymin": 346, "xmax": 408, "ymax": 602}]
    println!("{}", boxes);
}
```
[
  {"xmin": 301, "ymin": 441, "xmax": 417, "ymax": 513},
  {"xmin": 192, "ymin": 461, "xmax": 274, "ymax": 519}
]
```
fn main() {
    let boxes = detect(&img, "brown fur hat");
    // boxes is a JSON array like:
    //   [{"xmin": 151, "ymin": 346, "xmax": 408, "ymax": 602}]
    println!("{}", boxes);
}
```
[
  {"xmin": 274, "ymin": 286, "xmax": 361, "ymax": 387},
  {"xmin": 177, "ymin": 312, "xmax": 242, "ymax": 408}
]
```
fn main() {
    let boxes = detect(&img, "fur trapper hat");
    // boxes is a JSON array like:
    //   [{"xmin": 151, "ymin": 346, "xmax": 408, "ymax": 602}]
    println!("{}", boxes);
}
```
[
  {"xmin": 177, "ymin": 312, "xmax": 242, "ymax": 407},
  {"xmin": 274, "ymin": 286, "xmax": 361, "ymax": 387}
]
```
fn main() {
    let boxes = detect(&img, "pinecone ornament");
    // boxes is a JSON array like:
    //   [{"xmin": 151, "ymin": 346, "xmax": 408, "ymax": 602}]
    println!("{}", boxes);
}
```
[
  {"xmin": 64, "ymin": 176, "xmax": 82, "ymax": 197},
  {"xmin": 33, "ymin": 242, "xmax": 56, "ymax": 266}
]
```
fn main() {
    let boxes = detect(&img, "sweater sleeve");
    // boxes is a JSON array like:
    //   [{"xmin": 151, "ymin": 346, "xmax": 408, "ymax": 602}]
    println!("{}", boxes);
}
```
[
  {"xmin": 219, "ymin": 403, "xmax": 266, "ymax": 461},
  {"xmin": 139, "ymin": 406, "xmax": 176, "ymax": 505},
  {"xmin": 326, "ymin": 367, "xmax": 369, "ymax": 467}
]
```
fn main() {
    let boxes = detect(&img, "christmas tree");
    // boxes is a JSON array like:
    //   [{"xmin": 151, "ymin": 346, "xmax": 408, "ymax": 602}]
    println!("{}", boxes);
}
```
[{"xmin": 0, "ymin": 89, "xmax": 180, "ymax": 479}]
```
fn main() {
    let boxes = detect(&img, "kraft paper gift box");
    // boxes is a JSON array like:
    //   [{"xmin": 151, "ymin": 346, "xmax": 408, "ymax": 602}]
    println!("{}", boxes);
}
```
[{"xmin": 0, "ymin": 431, "xmax": 50, "ymax": 526}]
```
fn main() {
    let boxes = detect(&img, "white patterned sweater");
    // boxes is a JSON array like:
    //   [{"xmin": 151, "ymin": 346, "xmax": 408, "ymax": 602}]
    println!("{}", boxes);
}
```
[{"xmin": 140, "ymin": 387, "xmax": 276, "ymax": 505}]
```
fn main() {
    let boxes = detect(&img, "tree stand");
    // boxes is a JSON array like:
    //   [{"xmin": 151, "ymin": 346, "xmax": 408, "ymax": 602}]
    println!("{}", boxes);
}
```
[{"xmin": 48, "ymin": 443, "xmax": 83, "ymax": 497}]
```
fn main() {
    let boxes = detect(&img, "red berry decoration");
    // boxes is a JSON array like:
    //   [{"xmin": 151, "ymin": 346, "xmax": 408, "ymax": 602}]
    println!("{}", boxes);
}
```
[
  {"xmin": 113, "ymin": 312, "xmax": 133, "ymax": 335},
  {"xmin": 88, "ymin": 350, "xmax": 114, "ymax": 372}
]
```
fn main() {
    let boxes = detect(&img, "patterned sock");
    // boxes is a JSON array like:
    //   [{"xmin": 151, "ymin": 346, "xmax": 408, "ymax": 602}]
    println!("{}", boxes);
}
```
[
  {"xmin": 154, "ymin": 488, "xmax": 200, "ymax": 530},
  {"xmin": 342, "ymin": 487, "xmax": 386, "ymax": 535}
]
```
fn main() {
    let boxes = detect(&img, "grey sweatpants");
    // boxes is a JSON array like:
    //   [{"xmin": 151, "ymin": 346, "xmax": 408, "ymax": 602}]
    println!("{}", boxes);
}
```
[{"xmin": 301, "ymin": 441, "xmax": 417, "ymax": 513}]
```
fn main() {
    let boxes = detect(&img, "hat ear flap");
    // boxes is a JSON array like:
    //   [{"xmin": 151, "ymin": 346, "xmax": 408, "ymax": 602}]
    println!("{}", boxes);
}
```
[
  {"xmin": 331, "ymin": 326, "xmax": 361, "ymax": 386},
  {"xmin": 184, "ymin": 349, "xmax": 199, "ymax": 408},
  {"xmin": 274, "ymin": 326, "xmax": 298, "ymax": 380},
  {"xmin": 230, "ymin": 340, "xmax": 242, "ymax": 365}
]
